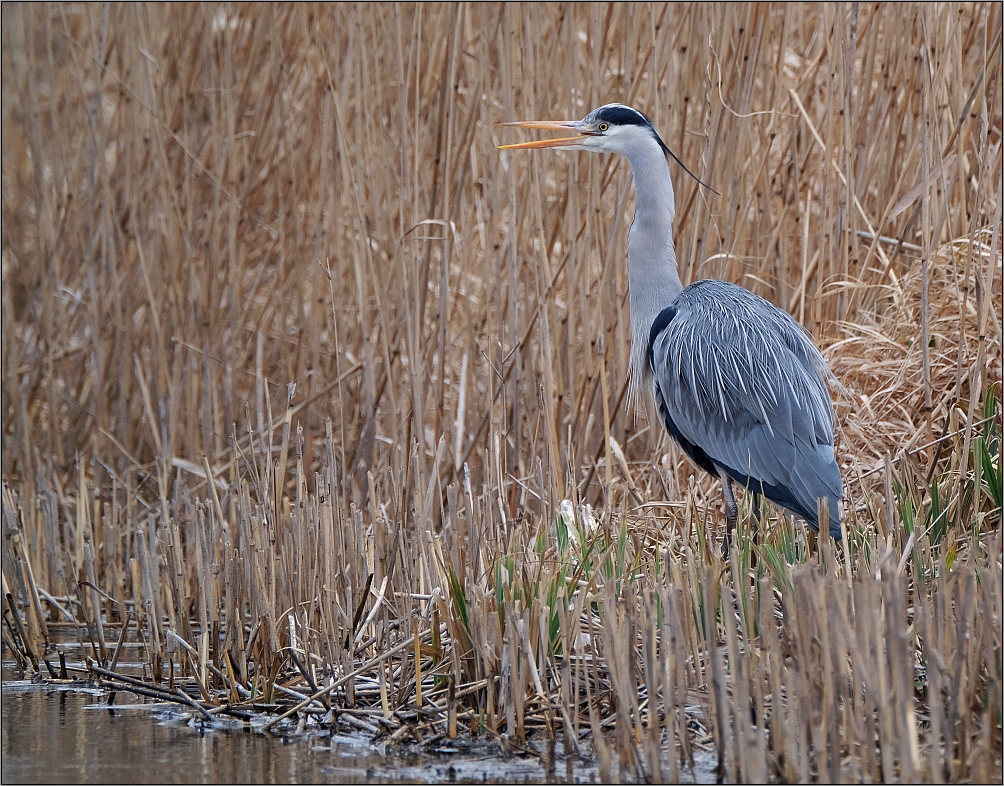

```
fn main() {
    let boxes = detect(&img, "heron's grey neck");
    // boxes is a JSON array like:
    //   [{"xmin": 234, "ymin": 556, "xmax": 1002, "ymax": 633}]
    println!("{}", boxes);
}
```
[{"xmin": 623, "ymin": 140, "xmax": 683, "ymax": 387}]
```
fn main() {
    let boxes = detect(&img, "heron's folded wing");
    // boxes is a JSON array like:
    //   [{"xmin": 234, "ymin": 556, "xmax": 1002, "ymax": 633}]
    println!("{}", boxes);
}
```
[{"xmin": 650, "ymin": 283, "xmax": 842, "ymax": 531}]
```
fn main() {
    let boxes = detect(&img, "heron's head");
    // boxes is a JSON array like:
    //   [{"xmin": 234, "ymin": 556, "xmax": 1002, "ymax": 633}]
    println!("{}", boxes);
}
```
[
  {"xmin": 499, "ymin": 103, "xmax": 668, "ymax": 157},
  {"xmin": 500, "ymin": 103, "xmax": 718, "ymax": 194}
]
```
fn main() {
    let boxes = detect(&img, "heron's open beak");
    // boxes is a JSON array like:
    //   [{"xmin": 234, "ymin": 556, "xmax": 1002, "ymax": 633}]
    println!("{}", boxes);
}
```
[{"xmin": 497, "ymin": 120, "xmax": 591, "ymax": 149}]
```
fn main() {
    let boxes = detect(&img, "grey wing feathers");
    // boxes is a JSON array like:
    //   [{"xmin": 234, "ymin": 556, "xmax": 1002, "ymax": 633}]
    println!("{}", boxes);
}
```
[{"xmin": 651, "ymin": 280, "xmax": 843, "ymax": 537}]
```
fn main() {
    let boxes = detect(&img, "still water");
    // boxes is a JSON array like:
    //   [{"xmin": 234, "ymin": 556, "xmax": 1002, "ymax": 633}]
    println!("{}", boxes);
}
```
[
  {"xmin": 2, "ymin": 677, "xmax": 718, "ymax": 784},
  {"xmin": 1, "ymin": 680, "xmax": 591, "ymax": 784}
]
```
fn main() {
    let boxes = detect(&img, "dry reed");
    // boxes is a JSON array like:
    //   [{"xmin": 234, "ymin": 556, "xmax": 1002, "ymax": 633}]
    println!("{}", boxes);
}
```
[{"xmin": 2, "ymin": 4, "xmax": 1001, "ymax": 782}]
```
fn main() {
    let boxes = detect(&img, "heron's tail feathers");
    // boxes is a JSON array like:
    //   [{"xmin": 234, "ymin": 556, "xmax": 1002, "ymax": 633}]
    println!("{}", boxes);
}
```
[{"xmin": 788, "ymin": 441, "xmax": 843, "ymax": 539}]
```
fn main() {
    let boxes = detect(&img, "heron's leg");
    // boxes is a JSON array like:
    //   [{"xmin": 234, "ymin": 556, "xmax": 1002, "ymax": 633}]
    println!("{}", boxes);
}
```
[{"xmin": 717, "ymin": 467, "xmax": 738, "ymax": 559}]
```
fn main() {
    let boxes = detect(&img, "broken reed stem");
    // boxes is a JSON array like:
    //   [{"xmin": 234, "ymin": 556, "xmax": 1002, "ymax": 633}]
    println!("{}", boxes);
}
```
[{"xmin": 262, "ymin": 630, "xmax": 431, "ymax": 731}]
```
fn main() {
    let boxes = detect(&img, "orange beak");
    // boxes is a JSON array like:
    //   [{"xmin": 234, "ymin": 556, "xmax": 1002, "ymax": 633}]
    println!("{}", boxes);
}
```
[{"xmin": 497, "ymin": 120, "xmax": 592, "ymax": 149}]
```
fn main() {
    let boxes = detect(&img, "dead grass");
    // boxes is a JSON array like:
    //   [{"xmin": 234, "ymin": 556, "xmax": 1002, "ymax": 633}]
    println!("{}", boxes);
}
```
[{"xmin": 2, "ymin": 3, "xmax": 1001, "ymax": 782}]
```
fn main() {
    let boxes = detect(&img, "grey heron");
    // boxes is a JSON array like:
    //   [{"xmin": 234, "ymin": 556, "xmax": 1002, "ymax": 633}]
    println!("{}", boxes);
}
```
[{"xmin": 501, "ymin": 104, "xmax": 843, "ymax": 550}]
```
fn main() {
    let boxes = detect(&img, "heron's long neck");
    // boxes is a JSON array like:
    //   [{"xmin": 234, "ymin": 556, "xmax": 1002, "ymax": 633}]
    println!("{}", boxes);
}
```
[{"xmin": 623, "ymin": 141, "xmax": 683, "ymax": 385}]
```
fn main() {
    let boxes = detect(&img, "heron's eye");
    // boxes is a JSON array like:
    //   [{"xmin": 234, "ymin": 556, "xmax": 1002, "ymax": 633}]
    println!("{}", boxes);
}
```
[{"xmin": 598, "ymin": 122, "xmax": 609, "ymax": 132}]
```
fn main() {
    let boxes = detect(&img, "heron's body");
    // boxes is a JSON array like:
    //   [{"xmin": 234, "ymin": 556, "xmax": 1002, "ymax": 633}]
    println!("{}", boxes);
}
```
[
  {"xmin": 648, "ymin": 280, "xmax": 842, "ymax": 537},
  {"xmin": 502, "ymin": 103, "xmax": 843, "ymax": 542}
]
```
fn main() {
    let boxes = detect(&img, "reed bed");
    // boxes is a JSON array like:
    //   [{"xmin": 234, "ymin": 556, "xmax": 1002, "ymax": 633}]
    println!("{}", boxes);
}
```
[{"xmin": 2, "ymin": 3, "xmax": 1001, "ymax": 782}]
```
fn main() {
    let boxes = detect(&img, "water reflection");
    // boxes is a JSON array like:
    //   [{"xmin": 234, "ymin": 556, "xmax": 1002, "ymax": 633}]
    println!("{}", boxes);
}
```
[{"xmin": 1, "ymin": 683, "xmax": 600, "ymax": 784}]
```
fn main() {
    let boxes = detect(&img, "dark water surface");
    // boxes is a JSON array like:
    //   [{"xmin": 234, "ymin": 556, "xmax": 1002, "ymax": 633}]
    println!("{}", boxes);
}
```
[
  {"xmin": 1, "ymin": 680, "xmax": 592, "ymax": 784},
  {"xmin": 3, "ymin": 676, "xmax": 719, "ymax": 784}
]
